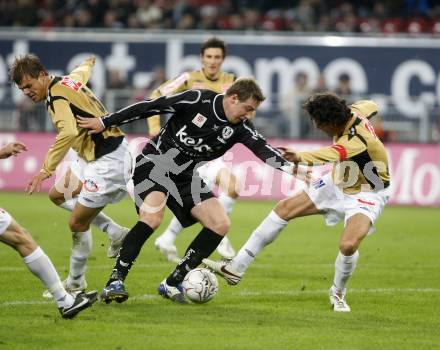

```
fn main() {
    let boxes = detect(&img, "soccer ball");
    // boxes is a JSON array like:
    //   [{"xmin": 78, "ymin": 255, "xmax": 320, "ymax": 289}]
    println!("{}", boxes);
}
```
[{"xmin": 182, "ymin": 268, "xmax": 219, "ymax": 303}]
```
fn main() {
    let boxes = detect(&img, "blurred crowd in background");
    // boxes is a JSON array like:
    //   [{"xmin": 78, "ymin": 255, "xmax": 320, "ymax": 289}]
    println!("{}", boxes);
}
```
[
  {"xmin": 2, "ymin": 0, "xmax": 440, "ymax": 142},
  {"xmin": 1, "ymin": 0, "xmax": 440, "ymax": 35}
]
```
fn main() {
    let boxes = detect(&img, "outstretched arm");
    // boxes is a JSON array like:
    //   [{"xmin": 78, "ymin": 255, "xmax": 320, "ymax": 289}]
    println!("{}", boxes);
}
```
[
  {"xmin": 79, "ymin": 90, "xmax": 201, "ymax": 133},
  {"xmin": 102, "ymin": 90, "xmax": 200, "ymax": 128},
  {"xmin": 276, "ymin": 146, "xmax": 301, "ymax": 164},
  {"xmin": 147, "ymin": 72, "xmax": 190, "ymax": 137},
  {"xmin": 0, "ymin": 142, "xmax": 27, "ymax": 159},
  {"xmin": 69, "ymin": 55, "xmax": 95, "ymax": 84}
]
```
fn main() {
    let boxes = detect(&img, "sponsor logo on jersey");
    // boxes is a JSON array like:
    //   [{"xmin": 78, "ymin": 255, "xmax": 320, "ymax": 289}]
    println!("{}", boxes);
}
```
[
  {"xmin": 202, "ymin": 99, "xmax": 211, "ymax": 104},
  {"xmin": 176, "ymin": 125, "xmax": 212, "ymax": 153},
  {"xmin": 84, "ymin": 179, "xmax": 99, "ymax": 192},
  {"xmin": 60, "ymin": 76, "xmax": 83, "ymax": 91},
  {"xmin": 192, "ymin": 113, "xmax": 207, "ymax": 128}
]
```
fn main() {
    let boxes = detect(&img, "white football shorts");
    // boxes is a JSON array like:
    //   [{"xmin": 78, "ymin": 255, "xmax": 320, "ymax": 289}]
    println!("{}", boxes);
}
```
[
  {"xmin": 70, "ymin": 139, "xmax": 132, "ymax": 208},
  {"xmin": 304, "ymin": 173, "xmax": 390, "ymax": 234},
  {"xmin": 0, "ymin": 207, "xmax": 12, "ymax": 235}
]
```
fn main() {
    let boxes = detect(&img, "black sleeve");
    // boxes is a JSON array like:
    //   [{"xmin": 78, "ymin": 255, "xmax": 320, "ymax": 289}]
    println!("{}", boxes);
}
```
[
  {"xmin": 238, "ymin": 121, "xmax": 293, "ymax": 173},
  {"xmin": 101, "ymin": 90, "xmax": 201, "ymax": 128}
]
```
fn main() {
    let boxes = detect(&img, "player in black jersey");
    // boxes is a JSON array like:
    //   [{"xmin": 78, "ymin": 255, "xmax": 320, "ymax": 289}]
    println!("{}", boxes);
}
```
[{"xmin": 79, "ymin": 78, "xmax": 298, "ymax": 304}]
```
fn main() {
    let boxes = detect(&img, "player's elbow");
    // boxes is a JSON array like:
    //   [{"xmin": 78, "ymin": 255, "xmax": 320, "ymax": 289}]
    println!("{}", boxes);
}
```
[{"xmin": 61, "ymin": 129, "xmax": 79, "ymax": 140}]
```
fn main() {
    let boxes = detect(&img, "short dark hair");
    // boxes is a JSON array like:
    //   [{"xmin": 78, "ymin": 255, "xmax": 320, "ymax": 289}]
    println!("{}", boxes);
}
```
[
  {"xmin": 9, "ymin": 54, "xmax": 48, "ymax": 85},
  {"xmin": 226, "ymin": 78, "xmax": 265, "ymax": 103},
  {"xmin": 303, "ymin": 92, "xmax": 352, "ymax": 129},
  {"xmin": 200, "ymin": 37, "xmax": 227, "ymax": 57}
]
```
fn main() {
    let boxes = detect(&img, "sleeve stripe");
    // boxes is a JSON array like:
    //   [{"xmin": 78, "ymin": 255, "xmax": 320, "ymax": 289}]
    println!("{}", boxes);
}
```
[{"xmin": 332, "ymin": 144, "xmax": 347, "ymax": 161}]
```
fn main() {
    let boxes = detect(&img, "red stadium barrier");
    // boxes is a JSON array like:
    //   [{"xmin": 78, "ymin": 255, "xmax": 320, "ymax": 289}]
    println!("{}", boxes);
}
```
[{"xmin": 1, "ymin": 132, "xmax": 439, "ymax": 206}]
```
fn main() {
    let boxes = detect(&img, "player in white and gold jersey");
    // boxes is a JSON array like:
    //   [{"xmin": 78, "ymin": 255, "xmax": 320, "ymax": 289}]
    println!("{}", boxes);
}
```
[
  {"xmin": 149, "ymin": 37, "xmax": 238, "ymax": 262},
  {"xmin": 204, "ymin": 92, "xmax": 391, "ymax": 312},
  {"xmin": 10, "ymin": 55, "xmax": 131, "ymax": 296}
]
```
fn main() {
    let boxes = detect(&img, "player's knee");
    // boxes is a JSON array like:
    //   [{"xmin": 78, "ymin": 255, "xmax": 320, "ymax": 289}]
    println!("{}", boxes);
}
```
[
  {"xmin": 210, "ymin": 216, "xmax": 230, "ymax": 236},
  {"xmin": 274, "ymin": 199, "xmax": 296, "ymax": 220},
  {"xmin": 138, "ymin": 213, "xmax": 162, "ymax": 230},
  {"xmin": 69, "ymin": 218, "xmax": 90, "ymax": 233},
  {"xmin": 48, "ymin": 187, "xmax": 65, "ymax": 206},
  {"xmin": 339, "ymin": 240, "xmax": 358, "ymax": 256}
]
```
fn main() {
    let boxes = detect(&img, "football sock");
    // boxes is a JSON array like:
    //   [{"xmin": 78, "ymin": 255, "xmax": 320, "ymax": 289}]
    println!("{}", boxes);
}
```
[
  {"xmin": 108, "ymin": 221, "xmax": 154, "ymax": 284},
  {"xmin": 166, "ymin": 227, "xmax": 223, "ymax": 286},
  {"xmin": 23, "ymin": 247, "xmax": 74, "ymax": 308},
  {"xmin": 59, "ymin": 198, "xmax": 77, "ymax": 211},
  {"xmin": 68, "ymin": 229, "xmax": 92, "ymax": 282},
  {"xmin": 333, "ymin": 250, "xmax": 359, "ymax": 292},
  {"xmin": 157, "ymin": 216, "xmax": 183, "ymax": 245},
  {"xmin": 59, "ymin": 197, "xmax": 123, "ymax": 240},
  {"xmin": 218, "ymin": 193, "xmax": 236, "ymax": 215},
  {"xmin": 232, "ymin": 210, "xmax": 288, "ymax": 274}
]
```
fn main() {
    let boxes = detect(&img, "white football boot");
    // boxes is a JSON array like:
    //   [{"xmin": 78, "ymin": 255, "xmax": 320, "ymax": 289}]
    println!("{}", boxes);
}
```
[
  {"xmin": 216, "ymin": 236, "xmax": 236, "ymax": 260},
  {"xmin": 107, "ymin": 227, "xmax": 130, "ymax": 258},
  {"xmin": 158, "ymin": 279, "xmax": 188, "ymax": 304},
  {"xmin": 154, "ymin": 236, "xmax": 179, "ymax": 263},
  {"xmin": 329, "ymin": 286, "xmax": 351, "ymax": 312},
  {"xmin": 43, "ymin": 278, "xmax": 87, "ymax": 298},
  {"xmin": 202, "ymin": 258, "xmax": 243, "ymax": 285}
]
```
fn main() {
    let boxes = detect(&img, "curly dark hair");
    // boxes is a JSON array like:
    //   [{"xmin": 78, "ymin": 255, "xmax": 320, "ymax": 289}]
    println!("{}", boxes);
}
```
[
  {"xmin": 9, "ymin": 54, "xmax": 48, "ymax": 85},
  {"xmin": 303, "ymin": 92, "xmax": 352, "ymax": 129},
  {"xmin": 200, "ymin": 37, "xmax": 227, "ymax": 58}
]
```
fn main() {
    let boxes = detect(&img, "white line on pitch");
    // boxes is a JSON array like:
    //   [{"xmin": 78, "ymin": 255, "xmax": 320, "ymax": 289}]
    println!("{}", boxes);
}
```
[
  {"xmin": 2, "ymin": 288, "xmax": 440, "ymax": 307},
  {"xmin": 2, "ymin": 263, "xmax": 438, "ymax": 272}
]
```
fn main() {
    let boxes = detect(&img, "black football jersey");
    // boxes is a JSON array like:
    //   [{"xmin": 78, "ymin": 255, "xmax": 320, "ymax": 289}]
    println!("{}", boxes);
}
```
[{"xmin": 102, "ymin": 89, "xmax": 291, "ymax": 172}]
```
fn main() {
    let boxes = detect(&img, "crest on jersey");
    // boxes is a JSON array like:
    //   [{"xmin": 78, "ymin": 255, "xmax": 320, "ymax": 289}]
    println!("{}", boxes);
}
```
[
  {"xmin": 222, "ymin": 126, "xmax": 234, "ymax": 139},
  {"xmin": 84, "ymin": 179, "xmax": 99, "ymax": 192},
  {"xmin": 192, "ymin": 113, "xmax": 207, "ymax": 128}
]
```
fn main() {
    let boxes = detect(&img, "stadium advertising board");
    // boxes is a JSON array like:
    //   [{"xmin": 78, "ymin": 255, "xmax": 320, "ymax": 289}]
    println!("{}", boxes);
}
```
[
  {"xmin": 1, "ymin": 132, "xmax": 439, "ymax": 207},
  {"xmin": 0, "ymin": 32, "xmax": 440, "ymax": 117}
]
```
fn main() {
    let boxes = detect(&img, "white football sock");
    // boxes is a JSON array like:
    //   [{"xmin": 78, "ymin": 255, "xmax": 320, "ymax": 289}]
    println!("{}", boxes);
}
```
[
  {"xmin": 59, "ymin": 197, "xmax": 122, "ymax": 240},
  {"xmin": 69, "ymin": 229, "xmax": 92, "ymax": 282},
  {"xmin": 59, "ymin": 198, "xmax": 77, "ymax": 211},
  {"xmin": 232, "ymin": 210, "xmax": 288, "ymax": 274},
  {"xmin": 333, "ymin": 250, "xmax": 359, "ymax": 292},
  {"xmin": 218, "ymin": 194, "xmax": 236, "ymax": 215},
  {"xmin": 98, "ymin": 219, "xmax": 126, "ymax": 241},
  {"xmin": 23, "ymin": 247, "xmax": 73, "ymax": 308},
  {"xmin": 157, "ymin": 217, "xmax": 183, "ymax": 246}
]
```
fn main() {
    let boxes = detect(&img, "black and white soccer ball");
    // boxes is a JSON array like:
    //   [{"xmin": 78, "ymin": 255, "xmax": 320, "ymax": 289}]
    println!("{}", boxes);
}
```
[{"xmin": 182, "ymin": 268, "xmax": 219, "ymax": 303}]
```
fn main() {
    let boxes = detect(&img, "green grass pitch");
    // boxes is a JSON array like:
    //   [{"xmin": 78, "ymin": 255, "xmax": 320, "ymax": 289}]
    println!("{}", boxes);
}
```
[{"xmin": 0, "ymin": 192, "xmax": 439, "ymax": 350}]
